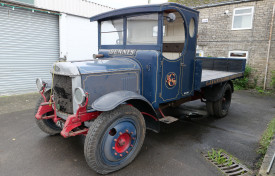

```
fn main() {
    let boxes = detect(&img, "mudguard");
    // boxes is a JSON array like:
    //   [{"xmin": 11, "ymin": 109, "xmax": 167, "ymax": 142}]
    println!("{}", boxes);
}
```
[
  {"xmin": 92, "ymin": 90, "xmax": 152, "ymax": 112},
  {"xmin": 92, "ymin": 90, "xmax": 160, "ymax": 133}
]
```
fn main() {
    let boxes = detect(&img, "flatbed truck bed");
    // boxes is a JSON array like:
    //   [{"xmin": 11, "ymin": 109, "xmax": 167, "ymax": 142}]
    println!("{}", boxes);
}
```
[{"xmin": 197, "ymin": 57, "xmax": 246, "ymax": 87}]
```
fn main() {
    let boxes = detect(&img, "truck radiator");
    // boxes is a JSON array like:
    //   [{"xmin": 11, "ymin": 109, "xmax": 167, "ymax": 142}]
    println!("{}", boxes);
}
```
[{"xmin": 53, "ymin": 75, "xmax": 73, "ymax": 114}]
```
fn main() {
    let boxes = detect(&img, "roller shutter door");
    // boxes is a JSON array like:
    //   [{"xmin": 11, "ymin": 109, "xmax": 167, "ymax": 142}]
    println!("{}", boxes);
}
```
[{"xmin": 0, "ymin": 5, "xmax": 59, "ymax": 95}]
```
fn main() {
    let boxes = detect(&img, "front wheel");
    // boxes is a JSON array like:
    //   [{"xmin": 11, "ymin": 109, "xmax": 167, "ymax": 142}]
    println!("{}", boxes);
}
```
[
  {"xmin": 84, "ymin": 105, "xmax": 146, "ymax": 174},
  {"xmin": 34, "ymin": 93, "xmax": 61, "ymax": 135}
]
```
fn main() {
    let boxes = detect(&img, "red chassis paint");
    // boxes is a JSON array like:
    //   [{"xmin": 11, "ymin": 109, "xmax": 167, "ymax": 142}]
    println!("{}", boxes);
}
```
[{"xmin": 35, "ymin": 91, "xmax": 100, "ymax": 138}]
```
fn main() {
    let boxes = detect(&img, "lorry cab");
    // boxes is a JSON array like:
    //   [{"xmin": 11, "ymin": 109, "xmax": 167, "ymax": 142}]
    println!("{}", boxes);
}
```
[{"xmin": 90, "ymin": 3, "xmax": 199, "ymax": 108}]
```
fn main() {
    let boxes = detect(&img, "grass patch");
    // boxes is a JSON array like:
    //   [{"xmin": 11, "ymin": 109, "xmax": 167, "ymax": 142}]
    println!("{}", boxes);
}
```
[
  {"xmin": 207, "ymin": 148, "xmax": 242, "ymax": 166},
  {"xmin": 233, "ymin": 66, "xmax": 252, "ymax": 90},
  {"xmin": 271, "ymin": 70, "xmax": 275, "ymax": 89},
  {"xmin": 208, "ymin": 149, "xmax": 228, "ymax": 165},
  {"xmin": 258, "ymin": 117, "xmax": 275, "ymax": 155},
  {"xmin": 219, "ymin": 149, "xmax": 242, "ymax": 165},
  {"xmin": 256, "ymin": 117, "xmax": 275, "ymax": 168}
]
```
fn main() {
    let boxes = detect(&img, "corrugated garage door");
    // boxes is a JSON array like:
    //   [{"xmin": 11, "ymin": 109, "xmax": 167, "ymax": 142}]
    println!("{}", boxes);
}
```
[{"xmin": 0, "ymin": 5, "xmax": 59, "ymax": 95}]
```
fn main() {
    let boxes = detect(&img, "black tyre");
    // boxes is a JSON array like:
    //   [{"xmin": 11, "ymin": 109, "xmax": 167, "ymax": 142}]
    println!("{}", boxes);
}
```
[
  {"xmin": 84, "ymin": 105, "xmax": 146, "ymax": 174},
  {"xmin": 34, "ymin": 93, "xmax": 61, "ymax": 135},
  {"xmin": 213, "ymin": 84, "xmax": 232, "ymax": 118},
  {"xmin": 206, "ymin": 101, "xmax": 214, "ymax": 117}
]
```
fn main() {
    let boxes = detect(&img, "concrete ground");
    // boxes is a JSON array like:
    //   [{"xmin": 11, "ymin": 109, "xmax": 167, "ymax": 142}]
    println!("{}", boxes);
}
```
[{"xmin": 0, "ymin": 90, "xmax": 275, "ymax": 176}]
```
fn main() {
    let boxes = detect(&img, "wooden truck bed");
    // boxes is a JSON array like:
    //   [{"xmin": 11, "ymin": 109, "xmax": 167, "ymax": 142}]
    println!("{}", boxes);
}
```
[
  {"xmin": 201, "ymin": 70, "xmax": 243, "ymax": 86},
  {"xmin": 197, "ymin": 57, "xmax": 246, "ymax": 87}
]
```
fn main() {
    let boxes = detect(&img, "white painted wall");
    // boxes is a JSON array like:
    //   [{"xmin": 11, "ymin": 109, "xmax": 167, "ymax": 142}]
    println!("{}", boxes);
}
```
[
  {"xmin": 35, "ymin": 0, "xmax": 114, "ymax": 61},
  {"xmin": 35, "ymin": 0, "xmax": 113, "ymax": 18},
  {"xmin": 59, "ymin": 14, "xmax": 98, "ymax": 61}
]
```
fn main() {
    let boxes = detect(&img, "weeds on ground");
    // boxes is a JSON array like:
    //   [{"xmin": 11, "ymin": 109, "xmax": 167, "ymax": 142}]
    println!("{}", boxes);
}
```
[
  {"xmin": 271, "ymin": 70, "xmax": 275, "ymax": 89},
  {"xmin": 258, "ymin": 118, "xmax": 275, "ymax": 155},
  {"xmin": 233, "ymin": 66, "xmax": 252, "ymax": 90},
  {"xmin": 207, "ymin": 149, "xmax": 232, "ymax": 166},
  {"xmin": 233, "ymin": 66, "xmax": 275, "ymax": 94},
  {"xmin": 256, "ymin": 117, "xmax": 275, "ymax": 168}
]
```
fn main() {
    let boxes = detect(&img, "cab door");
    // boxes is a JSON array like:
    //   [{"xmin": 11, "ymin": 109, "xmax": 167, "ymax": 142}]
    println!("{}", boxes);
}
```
[
  {"xmin": 160, "ymin": 57, "xmax": 181, "ymax": 101},
  {"xmin": 160, "ymin": 11, "xmax": 186, "ymax": 102}
]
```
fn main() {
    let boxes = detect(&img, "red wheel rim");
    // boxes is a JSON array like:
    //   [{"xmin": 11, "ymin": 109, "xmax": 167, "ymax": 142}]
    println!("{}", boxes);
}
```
[{"xmin": 115, "ymin": 133, "xmax": 131, "ymax": 153}]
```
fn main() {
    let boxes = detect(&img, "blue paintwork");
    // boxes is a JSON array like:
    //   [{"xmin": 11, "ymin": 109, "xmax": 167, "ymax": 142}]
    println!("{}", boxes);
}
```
[
  {"xmin": 91, "ymin": 90, "xmax": 154, "ymax": 112},
  {"xmin": 81, "ymin": 70, "xmax": 139, "ymax": 109},
  {"xmin": 98, "ymin": 50, "xmax": 161, "ymax": 108},
  {"xmin": 100, "ymin": 117, "xmax": 138, "ymax": 165},
  {"xmin": 72, "ymin": 58, "xmax": 140, "ymax": 74},
  {"xmin": 74, "ymin": 3, "xmax": 246, "ymax": 111},
  {"xmin": 198, "ymin": 57, "xmax": 246, "ymax": 87},
  {"xmin": 90, "ymin": 3, "xmax": 199, "ymax": 109},
  {"xmin": 194, "ymin": 59, "xmax": 202, "ymax": 91},
  {"xmin": 90, "ymin": 3, "xmax": 197, "ymax": 22}
]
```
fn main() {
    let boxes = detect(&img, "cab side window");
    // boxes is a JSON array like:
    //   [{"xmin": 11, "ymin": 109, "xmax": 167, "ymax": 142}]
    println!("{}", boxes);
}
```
[{"xmin": 162, "ymin": 11, "xmax": 185, "ymax": 60}]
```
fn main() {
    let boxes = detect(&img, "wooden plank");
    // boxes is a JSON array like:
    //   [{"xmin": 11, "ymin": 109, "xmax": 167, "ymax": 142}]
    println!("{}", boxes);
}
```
[{"xmin": 201, "ymin": 69, "xmax": 243, "ymax": 87}]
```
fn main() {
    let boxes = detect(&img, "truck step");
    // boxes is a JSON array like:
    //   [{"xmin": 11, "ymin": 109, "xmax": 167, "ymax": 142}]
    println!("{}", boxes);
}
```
[{"xmin": 159, "ymin": 116, "xmax": 178, "ymax": 124}]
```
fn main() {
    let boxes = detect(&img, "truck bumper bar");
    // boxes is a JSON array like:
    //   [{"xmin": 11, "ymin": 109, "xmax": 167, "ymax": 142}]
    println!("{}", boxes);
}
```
[{"xmin": 35, "ymin": 94, "xmax": 100, "ymax": 138}]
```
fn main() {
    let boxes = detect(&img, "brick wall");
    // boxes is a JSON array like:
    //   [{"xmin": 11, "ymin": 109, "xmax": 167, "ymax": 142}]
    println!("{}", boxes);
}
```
[{"xmin": 196, "ymin": 0, "xmax": 275, "ymax": 89}]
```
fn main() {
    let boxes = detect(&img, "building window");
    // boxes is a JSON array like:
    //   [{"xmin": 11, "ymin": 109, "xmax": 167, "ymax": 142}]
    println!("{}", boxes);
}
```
[
  {"xmin": 196, "ymin": 50, "xmax": 204, "ymax": 57},
  {"xmin": 228, "ymin": 51, "xmax": 248, "ymax": 59},
  {"xmin": 232, "ymin": 7, "xmax": 254, "ymax": 30}
]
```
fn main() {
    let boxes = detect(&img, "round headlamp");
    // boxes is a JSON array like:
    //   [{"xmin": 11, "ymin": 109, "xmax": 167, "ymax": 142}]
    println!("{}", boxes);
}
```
[
  {"xmin": 74, "ymin": 87, "xmax": 86, "ymax": 105},
  {"xmin": 36, "ymin": 78, "xmax": 44, "ymax": 91}
]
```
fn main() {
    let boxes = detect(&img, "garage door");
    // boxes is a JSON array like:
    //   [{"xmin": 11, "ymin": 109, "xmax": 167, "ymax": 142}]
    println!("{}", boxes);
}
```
[{"xmin": 0, "ymin": 5, "xmax": 59, "ymax": 95}]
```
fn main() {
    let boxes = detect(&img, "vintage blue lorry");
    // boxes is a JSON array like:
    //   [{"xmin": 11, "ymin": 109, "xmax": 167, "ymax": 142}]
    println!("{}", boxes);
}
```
[{"xmin": 34, "ymin": 3, "xmax": 246, "ymax": 174}]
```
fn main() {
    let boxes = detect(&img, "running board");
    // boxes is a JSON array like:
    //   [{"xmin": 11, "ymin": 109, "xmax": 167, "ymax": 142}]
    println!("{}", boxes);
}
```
[{"xmin": 159, "ymin": 116, "xmax": 178, "ymax": 124}]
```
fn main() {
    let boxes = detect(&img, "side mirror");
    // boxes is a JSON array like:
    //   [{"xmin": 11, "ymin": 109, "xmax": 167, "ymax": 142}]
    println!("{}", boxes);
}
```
[{"xmin": 166, "ymin": 13, "xmax": 176, "ymax": 23}]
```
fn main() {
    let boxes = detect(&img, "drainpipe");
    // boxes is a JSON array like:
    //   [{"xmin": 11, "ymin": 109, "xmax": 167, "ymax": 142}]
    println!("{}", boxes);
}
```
[{"xmin": 264, "ymin": 3, "xmax": 275, "ymax": 90}]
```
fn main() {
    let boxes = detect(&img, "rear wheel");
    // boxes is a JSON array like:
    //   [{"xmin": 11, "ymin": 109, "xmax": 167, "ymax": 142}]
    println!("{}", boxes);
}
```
[
  {"xmin": 84, "ymin": 105, "xmax": 146, "ymax": 174},
  {"xmin": 213, "ymin": 84, "xmax": 232, "ymax": 118},
  {"xmin": 34, "ymin": 93, "xmax": 61, "ymax": 135},
  {"xmin": 206, "ymin": 101, "xmax": 214, "ymax": 116}
]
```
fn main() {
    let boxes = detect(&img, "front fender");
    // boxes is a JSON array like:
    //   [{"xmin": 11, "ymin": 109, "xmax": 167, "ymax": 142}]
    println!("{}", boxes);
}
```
[
  {"xmin": 92, "ymin": 90, "xmax": 151, "ymax": 112},
  {"xmin": 92, "ymin": 90, "xmax": 159, "ymax": 133}
]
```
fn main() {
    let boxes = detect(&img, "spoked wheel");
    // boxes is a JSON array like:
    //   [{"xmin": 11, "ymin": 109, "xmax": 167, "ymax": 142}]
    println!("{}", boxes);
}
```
[
  {"xmin": 84, "ymin": 105, "xmax": 146, "ymax": 174},
  {"xmin": 213, "ymin": 83, "xmax": 232, "ymax": 118}
]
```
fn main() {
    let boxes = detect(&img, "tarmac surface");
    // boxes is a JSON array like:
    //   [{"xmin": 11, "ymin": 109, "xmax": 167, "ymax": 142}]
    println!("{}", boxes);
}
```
[{"xmin": 0, "ymin": 90, "xmax": 275, "ymax": 176}]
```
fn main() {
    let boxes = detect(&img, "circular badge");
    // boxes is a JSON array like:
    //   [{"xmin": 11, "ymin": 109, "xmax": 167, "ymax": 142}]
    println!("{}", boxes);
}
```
[{"xmin": 166, "ymin": 72, "xmax": 177, "ymax": 88}]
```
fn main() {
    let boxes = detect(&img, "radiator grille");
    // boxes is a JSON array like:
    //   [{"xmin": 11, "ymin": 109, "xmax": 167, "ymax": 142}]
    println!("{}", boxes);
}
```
[{"xmin": 53, "ymin": 75, "xmax": 73, "ymax": 114}]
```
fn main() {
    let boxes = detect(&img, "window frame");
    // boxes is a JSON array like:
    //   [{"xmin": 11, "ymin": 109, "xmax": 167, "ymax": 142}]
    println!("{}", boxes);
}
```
[
  {"xmin": 100, "ymin": 18, "xmax": 124, "ymax": 46},
  {"xmin": 228, "ymin": 50, "xmax": 248, "ymax": 60},
  {"xmin": 231, "ymin": 6, "xmax": 254, "ymax": 30},
  {"xmin": 126, "ymin": 13, "xmax": 159, "ymax": 45},
  {"xmin": 98, "ymin": 13, "xmax": 162, "ymax": 50},
  {"xmin": 196, "ymin": 50, "xmax": 204, "ymax": 57}
]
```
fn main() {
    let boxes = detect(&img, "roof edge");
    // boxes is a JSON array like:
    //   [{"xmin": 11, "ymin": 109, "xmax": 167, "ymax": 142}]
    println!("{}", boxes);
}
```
[{"xmin": 90, "ymin": 3, "xmax": 198, "ymax": 22}]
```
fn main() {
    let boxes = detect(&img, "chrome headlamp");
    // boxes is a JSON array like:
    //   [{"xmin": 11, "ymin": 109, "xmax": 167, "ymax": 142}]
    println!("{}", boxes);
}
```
[
  {"xmin": 74, "ymin": 87, "xmax": 86, "ymax": 105},
  {"xmin": 36, "ymin": 78, "xmax": 44, "ymax": 91}
]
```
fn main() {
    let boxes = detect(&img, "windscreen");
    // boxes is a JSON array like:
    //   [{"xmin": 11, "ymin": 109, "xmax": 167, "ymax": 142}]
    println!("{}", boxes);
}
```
[
  {"xmin": 101, "ymin": 19, "xmax": 123, "ymax": 45},
  {"xmin": 127, "ymin": 13, "xmax": 158, "ymax": 45}
]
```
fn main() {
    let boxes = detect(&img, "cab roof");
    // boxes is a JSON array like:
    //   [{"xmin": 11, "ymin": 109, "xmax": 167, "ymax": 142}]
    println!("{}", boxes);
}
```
[{"xmin": 90, "ymin": 3, "xmax": 198, "ymax": 22}]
